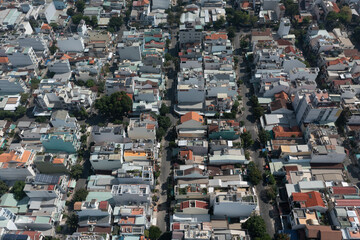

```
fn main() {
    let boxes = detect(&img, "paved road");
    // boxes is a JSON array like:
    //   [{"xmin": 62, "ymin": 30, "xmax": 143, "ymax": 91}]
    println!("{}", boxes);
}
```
[
  {"xmin": 233, "ymin": 32, "xmax": 276, "ymax": 236},
  {"xmin": 156, "ymin": 33, "xmax": 178, "ymax": 233}
]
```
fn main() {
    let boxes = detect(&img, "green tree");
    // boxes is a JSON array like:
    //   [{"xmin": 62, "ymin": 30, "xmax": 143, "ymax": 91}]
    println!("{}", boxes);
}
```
[
  {"xmin": 160, "ymin": 103, "xmax": 169, "ymax": 116},
  {"xmin": 49, "ymin": 44, "xmax": 58, "ymax": 55},
  {"xmin": 66, "ymin": 213, "xmax": 78, "ymax": 231},
  {"xmin": 156, "ymin": 127, "xmax": 166, "ymax": 141},
  {"xmin": 268, "ymin": 174, "xmax": 276, "ymax": 185},
  {"xmin": 75, "ymin": 0, "xmax": 85, "ymax": 13},
  {"xmin": 148, "ymin": 226, "xmax": 162, "ymax": 240},
  {"xmin": 258, "ymin": 129, "xmax": 271, "ymax": 145},
  {"xmin": 72, "ymin": 188, "xmax": 89, "ymax": 202},
  {"xmin": 20, "ymin": 93, "xmax": 30, "ymax": 105},
  {"xmin": 214, "ymin": 16, "xmax": 226, "ymax": 29},
  {"xmin": 72, "ymin": 13, "xmax": 83, "ymax": 25},
  {"xmin": 253, "ymin": 106, "xmax": 264, "ymax": 120},
  {"xmin": 240, "ymin": 131, "xmax": 253, "ymax": 149},
  {"xmin": 11, "ymin": 181, "xmax": 26, "ymax": 200},
  {"xmin": 247, "ymin": 162, "xmax": 261, "ymax": 185},
  {"xmin": 242, "ymin": 215, "xmax": 267, "ymax": 239},
  {"xmin": 227, "ymin": 27, "xmax": 235, "ymax": 39},
  {"xmin": 86, "ymin": 79, "xmax": 95, "ymax": 88},
  {"xmin": 90, "ymin": 16, "xmax": 98, "ymax": 27},
  {"xmin": 95, "ymin": 91, "xmax": 132, "ymax": 120},
  {"xmin": 108, "ymin": 17, "xmax": 123, "ymax": 32},
  {"xmin": 66, "ymin": 8, "xmax": 75, "ymax": 17},
  {"xmin": 339, "ymin": 6, "xmax": 352, "ymax": 24},
  {"xmin": 283, "ymin": 0, "xmax": 299, "ymax": 18},
  {"xmin": 157, "ymin": 115, "xmax": 171, "ymax": 130},
  {"xmin": 70, "ymin": 164, "xmax": 83, "ymax": 180},
  {"xmin": 0, "ymin": 180, "xmax": 8, "ymax": 196}
]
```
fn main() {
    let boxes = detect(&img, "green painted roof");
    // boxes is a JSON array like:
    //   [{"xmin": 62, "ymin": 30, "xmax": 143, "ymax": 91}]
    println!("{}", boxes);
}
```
[
  {"xmin": 0, "ymin": 193, "xmax": 18, "ymax": 207},
  {"xmin": 86, "ymin": 192, "xmax": 114, "ymax": 205},
  {"xmin": 35, "ymin": 216, "xmax": 51, "ymax": 224}
]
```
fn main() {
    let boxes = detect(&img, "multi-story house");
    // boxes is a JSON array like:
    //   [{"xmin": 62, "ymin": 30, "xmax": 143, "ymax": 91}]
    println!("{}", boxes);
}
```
[
  {"xmin": 292, "ymin": 89, "xmax": 342, "ymax": 125},
  {"xmin": 6, "ymin": 46, "xmax": 39, "ymax": 68},
  {"xmin": 40, "ymin": 130, "xmax": 80, "ymax": 153},
  {"xmin": 127, "ymin": 114, "xmax": 157, "ymax": 141},
  {"xmin": 111, "ymin": 184, "xmax": 151, "ymax": 205},
  {"xmin": 0, "ymin": 148, "xmax": 36, "ymax": 181},
  {"xmin": 91, "ymin": 125, "xmax": 126, "ymax": 143}
]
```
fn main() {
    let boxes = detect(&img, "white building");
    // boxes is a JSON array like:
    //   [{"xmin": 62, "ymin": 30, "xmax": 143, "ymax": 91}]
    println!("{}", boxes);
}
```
[
  {"xmin": 127, "ymin": 114, "xmax": 157, "ymax": 141},
  {"xmin": 277, "ymin": 18, "xmax": 291, "ymax": 38},
  {"xmin": 50, "ymin": 110, "xmax": 78, "ymax": 129},
  {"xmin": 212, "ymin": 192, "xmax": 257, "ymax": 218},
  {"xmin": 292, "ymin": 90, "xmax": 342, "ymax": 125},
  {"xmin": 111, "ymin": 184, "xmax": 151, "ymax": 205},
  {"xmin": 57, "ymin": 36, "xmax": 85, "ymax": 52}
]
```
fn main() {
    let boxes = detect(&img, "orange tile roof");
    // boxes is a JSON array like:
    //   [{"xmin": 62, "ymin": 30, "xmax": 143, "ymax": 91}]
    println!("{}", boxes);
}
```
[
  {"xmin": 292, "ymin": 191, "xmax": 325, "ymax": 208},
  {"xmin": 53, "ymin": 158, "xmax": 64, "ymax": 164},
  {"xmin": 326, "ymin": 57, "xmax": 348, "ymax": 66},
  {"xmin": 205, "ymin": 33, "xmax": 228, "ymax": 40},
  {"xmin": 0, "ymin": 150, "xmax": 31, "ymax": 165},
  {"xmin": 41, "ymin": 23, "xmax": 51, "ymax": 30},
  {"xmin": 74, "ymin": 202, "xmax": 82, "ymax": 211},
  {"xmin": 0, "ymin": 57, "xmax": 9, "ymax": 64},
  {"xmin": 124, "ymin": 151, "xmax": 146, "ymax": 157},
  {"xmin": 180, "ymin": 150, "xmax": 193, "ymax": 160},
  {"xmin": 60, "ymin": 54, "xmax": 72, "ymax": 60},
  {"xmin": 181, "ymin": 112, "xmax": 203, "ymax": 123},
  {"xmin": 332, "ymin": 2, "xmax": 340, "ymax": 13},
  {"xmin": 242, "ymin": 1, "xmax": 249, "ymax": 8},
  {"xmin": 273, "ymin": 126, "xmax": 302, "ymax": 139}
]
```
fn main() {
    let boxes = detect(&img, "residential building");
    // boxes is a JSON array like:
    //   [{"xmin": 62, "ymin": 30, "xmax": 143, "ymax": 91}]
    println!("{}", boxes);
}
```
[
  {"xmin": 292, "ymin": 89, "xmax": 342, "ymax": 125},
  {"xmin": 91, "ymin": 125, "xmax": 126, "ymax": 143},
  {"xmin": 0, "ymin": 148, "xmax": 36, "ymax": 181},
  {"xmin": 111, "ymin": 184, "xmax": 151, "ymax": 205},
  {"xmin": 6, "ymin": 47, "xmax": 39, "ymax": 68},
  {"xmin": 127, "ymin": 114, "xmax": 157, "ymax": 141},
  {"xmin": 176, "ymin": 112, "xmax": 207, "ymax": 138},
  {"xmin": 50, "ymin": 110, "xmax": 78, "ymax": 129}
]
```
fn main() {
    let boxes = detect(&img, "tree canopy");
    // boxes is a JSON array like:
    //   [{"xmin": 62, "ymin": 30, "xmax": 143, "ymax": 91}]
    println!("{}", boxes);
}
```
[
  {"xmin": 75, "ymin": 0, "xmax": 85, "ymax": 13},
  {"xmin": 0, "ymin": 180, "xmax": 8, "ymax": 196},
  {"xmin": 147, "ymin": 226, "xmax": 162, "ymax": 240},
  {"xmin": 247, "ymin": 162, "xmax": 262, "ymax": 185},
  {"xmin": 240, "ymin": 131, "xmax": 253, "ymax": 149},
  {"xmin": 72, "ymin": 188, "xmax": 89, "ymax": 203},
  {"xmin": 70, "ymin": 164, "xmax": 83, "ymax": 180},
  {"xmin": 108, "ymin": 17, "xmax": 123, "ymax": 32},
  {"xmin": 11, "ymin": 181, "xmax": 26, "ymax": 201},
  {"xmin": 258, "ymin": 129, "xmax": 271, "ymax": 145},
  {"xmin": 242, "ymin": 215, "xmax": 268, "ymax": 239},
  {"xmin": 95, "ymin": 91, "xmax": 132, "ymax": 120}
]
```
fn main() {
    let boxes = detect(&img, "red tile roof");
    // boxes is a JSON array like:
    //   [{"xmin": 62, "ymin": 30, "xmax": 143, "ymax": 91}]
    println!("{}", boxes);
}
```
[
  {"xmin": 332, "ymin": 186, "xmax": 358, "ymax": 195},
  {"xmin": 205, "ymin": 33, "xmax": 228, "ymax": 40},
  {"xmin": 14, "ymin": 231, "xmax": 43, "ymax": 240},
  {"xmin": 180, "ymin": 201, "xmax": 190, "ymax": 209},
  {"xmin": 335, "ymin": 199, "xmax": 360, "ymax": 207},
  {"xmin": 0, "ymin": 57, "xmax": 9, "ymax": 64},
  {"xmin": 292, "ymin": 191, "xmax": 325, "ymax": 208},
  {"xmin": 173, "ymin": 222, "xmax": 180, "ymax": 230},
  {"xmin": 99, "ymin": 201, "xmax": 108, "ymax": 210},
  {"xmin": 195, "ymin": 201, "xmax": 209, "ymax": 209},
  {"xmin": 273, "ymin": 126, "xmax": 302, "ymax": 139}
]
